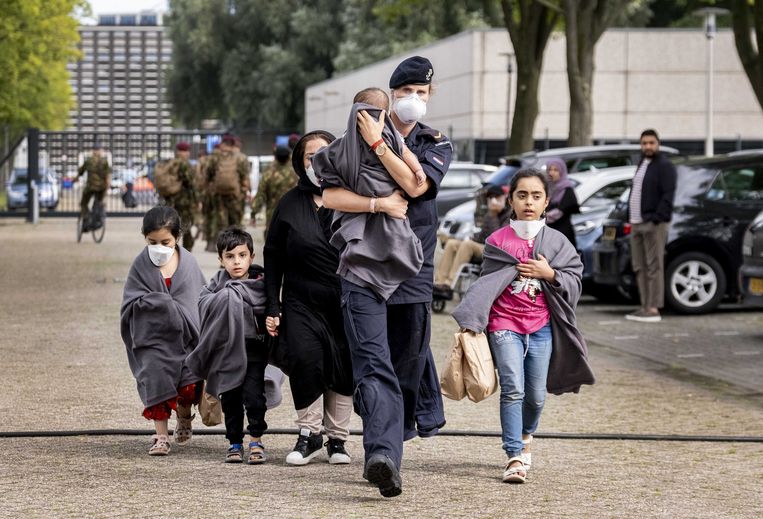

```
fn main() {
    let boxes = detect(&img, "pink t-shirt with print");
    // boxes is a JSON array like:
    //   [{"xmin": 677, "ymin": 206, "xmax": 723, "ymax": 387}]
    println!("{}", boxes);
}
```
[{"xmin": 487, "ymin": 226, "xmax": 551, "ymax": 334}]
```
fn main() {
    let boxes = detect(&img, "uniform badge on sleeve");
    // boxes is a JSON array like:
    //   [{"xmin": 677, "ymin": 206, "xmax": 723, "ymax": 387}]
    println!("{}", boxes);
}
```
[{"xmin": 432, "ymin": 155, "xmax": 444, "ymax": 167}]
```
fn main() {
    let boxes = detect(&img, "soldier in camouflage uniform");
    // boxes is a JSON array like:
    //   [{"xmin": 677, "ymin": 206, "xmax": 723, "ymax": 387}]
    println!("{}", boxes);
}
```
[
  {"xmin": 251, "ymin": 145, "xmax": 295, "ymax": 237},
  {"xmin": 77, "ymin": 144, "xmax": 111, "ymax": 219},
  {"xmin": 201, "ymin": 144, "xmax": 220, "ymax": 252},
  {"xmin": 162, "ymin": 142, "xmax": 199, "ymax": 251},
  {"xmin": 204, "ymin": 134, "xmax": 250, "ymax": 251}
]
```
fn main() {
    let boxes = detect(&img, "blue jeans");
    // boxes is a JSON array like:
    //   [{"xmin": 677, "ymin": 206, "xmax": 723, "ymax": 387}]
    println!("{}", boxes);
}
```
[{"xmin": 489, "ymin": 323, "xmax": 552, "ymax": 458}]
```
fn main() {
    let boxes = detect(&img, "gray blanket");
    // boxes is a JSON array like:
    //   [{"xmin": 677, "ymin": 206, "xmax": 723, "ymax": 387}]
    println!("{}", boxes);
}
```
[
  {"xmin": 313, "ymin": 102, "xmax": 424, "ymax": 300},
  {"xmin": 184, "ymin": 269, "xmax": 285, "ymax": 407},
  {"xmin": 120, "ymin": 247, "xmax": 205, "ymax": 408},
  {"xmin": 452, "ymin": 227, "xmax": 595, "ymax": 394}
]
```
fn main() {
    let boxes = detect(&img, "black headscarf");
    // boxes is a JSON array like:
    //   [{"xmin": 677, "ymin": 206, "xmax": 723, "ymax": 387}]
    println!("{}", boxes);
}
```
[{"xmin": 292, "ymin": 130, "xmax": 336, "ymax": 196}]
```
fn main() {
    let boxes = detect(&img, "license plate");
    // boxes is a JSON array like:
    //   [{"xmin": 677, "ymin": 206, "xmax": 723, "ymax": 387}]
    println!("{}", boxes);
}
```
[
  {"xmin": 751, "ymin": 278, "xmax": 763, "ymax": 295},
  {"xmin": 603, "ymin": 226, "xmax": 616, "ymax": 241}
]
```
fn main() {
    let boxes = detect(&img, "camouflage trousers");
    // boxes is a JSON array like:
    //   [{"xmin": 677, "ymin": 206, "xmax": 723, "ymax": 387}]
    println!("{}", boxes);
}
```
[
  {"xmin": 164, "ymin": 194, "xmax": 196, "ymax": 252},
  {"xmin": 80, "ymin": 187, "xmax": 106, "ymax": 218},
  {"xmin": 205, "ymin": 194, "xmax": 244, "ymax": 247}
]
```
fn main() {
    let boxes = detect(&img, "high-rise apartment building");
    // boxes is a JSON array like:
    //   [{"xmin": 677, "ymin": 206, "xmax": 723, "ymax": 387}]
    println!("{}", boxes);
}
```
[{"xmin": 67, "ymin": 12, "xmax": 173, "ymax": 131}]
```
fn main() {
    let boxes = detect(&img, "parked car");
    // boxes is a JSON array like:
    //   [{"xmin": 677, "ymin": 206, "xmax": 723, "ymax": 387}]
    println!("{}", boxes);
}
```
[
  {"xmin": 438, "ymin": 165, "xmax": 637, "ymax": 292},
  {"xmin": 593, "ymin": 152, "xmax": 763, "ymax": 314},
  {"xmin": 739, "ymin": 209, "xmax": 763, "ymax": 307},
  {"xmin": 5, "ymin": 168, "xmax": 59, "ymax": 210},
  {"xmin": 501, "ymin": 143, "xmax": 680, "ymax": 172},
  {"xmin": 465, "ymin": 144, "xmax": 682, "ymax": 233},
  {"xmin": 435, "ymin": 162, "xmax": 497, "ymax": 217}
]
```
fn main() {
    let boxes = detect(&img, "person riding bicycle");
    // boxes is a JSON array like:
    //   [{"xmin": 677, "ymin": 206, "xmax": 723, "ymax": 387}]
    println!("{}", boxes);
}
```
[{"xmin": 78, "ymin": 143, "xmax": 111, "ymax": 224}]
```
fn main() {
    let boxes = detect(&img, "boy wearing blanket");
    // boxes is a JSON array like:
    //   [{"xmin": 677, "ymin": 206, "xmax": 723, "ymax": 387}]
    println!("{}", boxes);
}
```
[{"xmin": 185, "ymin": 226, "xmax": 282, "ymax": 464}]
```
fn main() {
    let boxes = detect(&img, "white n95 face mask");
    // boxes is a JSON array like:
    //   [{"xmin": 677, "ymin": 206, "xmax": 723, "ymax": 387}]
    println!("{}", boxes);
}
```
[
  {"xmin": 305, "ymin": 165, "xmax": 321, "ymax": 187},
  {"xmin": 393, "ymin": 94, "xmax": 427, "ymax": 124},
  {"xmin": 510, "ymin": 218, "xmax": 546, "ymax": 240},
  {"xmin": 147, "ymin": 244, "xmax": 175, "ymax": 267}
]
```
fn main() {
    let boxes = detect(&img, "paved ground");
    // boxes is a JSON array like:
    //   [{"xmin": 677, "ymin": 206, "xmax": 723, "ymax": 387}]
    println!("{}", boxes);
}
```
[{"xmin": 1, "ymin": 217, "xmax": 762, "ymax": 518}]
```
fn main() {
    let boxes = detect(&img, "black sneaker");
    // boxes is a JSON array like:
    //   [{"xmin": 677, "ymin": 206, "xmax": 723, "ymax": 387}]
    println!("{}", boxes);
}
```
[
  {"xmin": 285, "ymin": 428, "xmax": 323, "ymax": 466},
  {"xmin": 325, "ymin": 438, "xmax": 351, "ymax": 465},
  {"xmin": 365, "ymin": 454, "xmax": 402, "ymax": 498}
]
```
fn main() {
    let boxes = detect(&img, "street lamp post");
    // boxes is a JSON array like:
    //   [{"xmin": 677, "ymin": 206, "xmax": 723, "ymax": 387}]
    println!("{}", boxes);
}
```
[
  {"xmin": 500, "ymin": 52, "xmax": 515, "ymax": 156},
  {"xmin": 694, "ymin": 7, "xmax": 729, "ymax": 157}
]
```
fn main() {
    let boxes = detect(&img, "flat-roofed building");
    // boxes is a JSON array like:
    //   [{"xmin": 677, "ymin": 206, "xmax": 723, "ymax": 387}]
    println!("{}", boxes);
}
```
[
  {"xmin": 306, "ymin": 28, "xmax": 763, "ymax": 163},
  {"xmin": 67, "ymin": 12, "xmax": 172, "ymax": 132}
]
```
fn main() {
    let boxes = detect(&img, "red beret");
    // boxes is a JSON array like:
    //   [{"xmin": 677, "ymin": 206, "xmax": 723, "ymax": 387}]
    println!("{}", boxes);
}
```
[{"xmin": 175, "ymin": 141, "xmax": 190, "ymax": 152}]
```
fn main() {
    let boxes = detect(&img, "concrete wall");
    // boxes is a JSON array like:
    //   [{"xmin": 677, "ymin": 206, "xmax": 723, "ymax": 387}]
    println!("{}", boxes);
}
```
[{"xmin": 305, "ymin": 28, "xmax": 763, "ymax": 149}]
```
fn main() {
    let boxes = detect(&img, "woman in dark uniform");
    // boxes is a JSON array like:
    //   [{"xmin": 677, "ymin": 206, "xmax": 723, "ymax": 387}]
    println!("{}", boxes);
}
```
[
  {"xmin": 263, "ymin": 131, "xmax": 354, "ymax": 467},
  {"xmin": 322, "ymin": 56, "xmax": 453, "ymax": 497}
]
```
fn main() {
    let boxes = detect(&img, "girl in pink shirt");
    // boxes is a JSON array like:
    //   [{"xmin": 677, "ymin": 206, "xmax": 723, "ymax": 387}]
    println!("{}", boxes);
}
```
[{"xmin": 487, "ymin": 169, "xmax": 557, "ymax": 484}]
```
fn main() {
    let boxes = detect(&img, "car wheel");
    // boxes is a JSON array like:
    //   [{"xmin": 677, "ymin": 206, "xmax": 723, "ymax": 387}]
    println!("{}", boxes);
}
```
[{"xmin": 665, "ymin": 252, "xmax": 726, "ymax": 314}]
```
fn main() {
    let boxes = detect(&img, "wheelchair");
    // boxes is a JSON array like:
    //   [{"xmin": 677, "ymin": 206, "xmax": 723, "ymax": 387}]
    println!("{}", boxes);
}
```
[{"xmin": 431, "ymin": 259, "xmax": 481, "ymax": 313}]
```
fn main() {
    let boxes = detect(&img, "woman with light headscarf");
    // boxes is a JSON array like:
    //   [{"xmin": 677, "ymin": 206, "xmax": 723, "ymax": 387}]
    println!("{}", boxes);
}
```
[{"xmin": 544, "ymin": 158, "xmax": 580, "ymax": 247}]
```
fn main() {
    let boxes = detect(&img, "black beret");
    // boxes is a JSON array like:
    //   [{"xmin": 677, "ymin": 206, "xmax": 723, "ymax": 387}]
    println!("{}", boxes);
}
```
[{"xmin": 389, "ymin": 56, "xmax": 434, "ymax": 89}]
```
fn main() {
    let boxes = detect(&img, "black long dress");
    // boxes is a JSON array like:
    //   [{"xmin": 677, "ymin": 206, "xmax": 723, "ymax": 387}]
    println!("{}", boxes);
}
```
[
  {"xmin": 547, "ymin": 187, "xmax": 580, "ymax": 248},
  {"xmin": 263, "ymin": 187, "xmax": 353, "ymax": 410}
]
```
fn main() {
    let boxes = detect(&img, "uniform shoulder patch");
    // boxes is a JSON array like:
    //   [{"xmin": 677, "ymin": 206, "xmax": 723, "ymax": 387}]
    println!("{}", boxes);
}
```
[{"xmin": 418, "ymin": 128, "xmax": 447, "ymax": 142}]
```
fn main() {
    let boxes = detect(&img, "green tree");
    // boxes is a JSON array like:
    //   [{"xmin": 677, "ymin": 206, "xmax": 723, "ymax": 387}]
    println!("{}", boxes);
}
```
[
  {"xmin": 500, "ymin": 0, "xmax": 561, "ymax": 154},
  {"xmin": 165, "ymin": 0, "xmax": 228, "ymax": 127},
  {"xmin": 334, "ymin": 0, "xmax": 500, "ymax": 73},
  {"xmin": 564, "ymin": 0, "xmax": 631, "ymax": 146},
  {"xmin": 166, "ymin": 0, "xmax": 344, "ymax": 131},
  {"xmin": 0, "ymin": 0, "xmax": 83, "ymax": 136}
]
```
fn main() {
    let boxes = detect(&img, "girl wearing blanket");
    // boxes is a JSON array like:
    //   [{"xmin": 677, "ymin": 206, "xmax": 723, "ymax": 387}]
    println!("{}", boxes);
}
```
[
  {"xmin": 120, "ymin": 206, "xmax": 206, "ymax": 456},
  {"xmin": 452, "ymin": 169, "xmax": 595, "ymax": 484}
]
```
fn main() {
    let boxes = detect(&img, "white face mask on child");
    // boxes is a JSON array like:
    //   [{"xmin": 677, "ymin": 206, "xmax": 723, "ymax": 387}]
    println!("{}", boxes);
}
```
[
  {"xmin": 510, "ymin": 218, "xmax": 546, "ymax": 240},
  {"xmin": 147, "ymin": 244, "xmax": 175, "ymax": 267}
]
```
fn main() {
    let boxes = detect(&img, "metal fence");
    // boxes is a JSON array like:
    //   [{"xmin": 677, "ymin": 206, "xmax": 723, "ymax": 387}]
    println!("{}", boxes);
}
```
[{"xmin": 0, "ymin": 129, "xmax": 223, "ymax": 217}]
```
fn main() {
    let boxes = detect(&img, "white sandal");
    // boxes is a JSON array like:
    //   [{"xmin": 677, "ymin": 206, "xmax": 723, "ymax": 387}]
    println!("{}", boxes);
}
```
[
  {"xmin": 502, "ymin": 456, "xmax": 526, "ymax": 484},
  {"xmin": 149, "ymin": 434, "xmax": 171, "ymax": 456}
]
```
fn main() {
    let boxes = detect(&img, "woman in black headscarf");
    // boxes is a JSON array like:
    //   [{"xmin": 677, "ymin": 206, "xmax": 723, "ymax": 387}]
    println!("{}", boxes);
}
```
[{"xmin": 263, "ymin": 131, "xmax": 354, "ymax": 466}]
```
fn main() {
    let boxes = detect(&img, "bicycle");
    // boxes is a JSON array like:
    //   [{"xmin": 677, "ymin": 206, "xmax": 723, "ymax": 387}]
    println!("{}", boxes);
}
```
[{"xmin": 76, "ymin": 198, "xmax": 106, "ymax": 243}]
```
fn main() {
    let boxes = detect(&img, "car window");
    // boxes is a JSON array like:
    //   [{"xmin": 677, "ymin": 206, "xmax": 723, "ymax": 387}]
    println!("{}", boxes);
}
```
[
  {"xmin": 12, "ymin": 175, "xmax": 28, "ymax": 185},
  {"xmin": 575, "ymin": 156, "xmax": 631, "ymax": 172},
  {"xmin": 581, "ymin": 179, "xmax": 632, "ymax": 211},
  {"xmin": 440, "ymin": 169, "xmax": 477, "ymax": 189},
  {"xmin": 706, "ymin": 166, "xmax": 763, "ymax": 201},
  {"xmin": 484, "ymin": 165, "xmax": 520, "ymax": 187}
]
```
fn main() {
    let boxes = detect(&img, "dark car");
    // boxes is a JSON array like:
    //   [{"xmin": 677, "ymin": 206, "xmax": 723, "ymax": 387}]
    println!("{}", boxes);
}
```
[
  {"xmin": 593, "ymin": 153, "xmax": 763, "ymax": 314},
  {"xmin": 5, "ymin": 168, "xmax": 59, "ymax": 211},
  {"xmin": 435, "ymin": 162, "xmax": 496, "ymax": 217},
  {"xmin": 739, "ymin": 209, "xmax": 763, "ymax": 307}
]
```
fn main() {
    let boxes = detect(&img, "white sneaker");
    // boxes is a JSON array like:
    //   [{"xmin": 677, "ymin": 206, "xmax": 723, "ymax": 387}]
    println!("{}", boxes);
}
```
[{"xmin": 285, "ymin": 428, "xmax": 323, "ymax": 466}]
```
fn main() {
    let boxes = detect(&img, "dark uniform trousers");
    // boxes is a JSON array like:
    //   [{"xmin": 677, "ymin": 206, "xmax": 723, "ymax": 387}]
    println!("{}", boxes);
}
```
[{"xmin": 342, "ymin": 280, "xmax": 434, "ymax": 469}]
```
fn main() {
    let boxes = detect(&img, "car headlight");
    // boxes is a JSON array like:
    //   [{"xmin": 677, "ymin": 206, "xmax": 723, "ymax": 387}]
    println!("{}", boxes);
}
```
[{"xmin": 574, "ymin": 220, "xmax": 597, "ymax": 236}]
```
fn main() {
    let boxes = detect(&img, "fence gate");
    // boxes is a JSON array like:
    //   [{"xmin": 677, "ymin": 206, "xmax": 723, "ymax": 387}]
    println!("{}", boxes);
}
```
[{"xmin": 0, "ymin": 129, "xmax": 223, "ymax": 217}]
